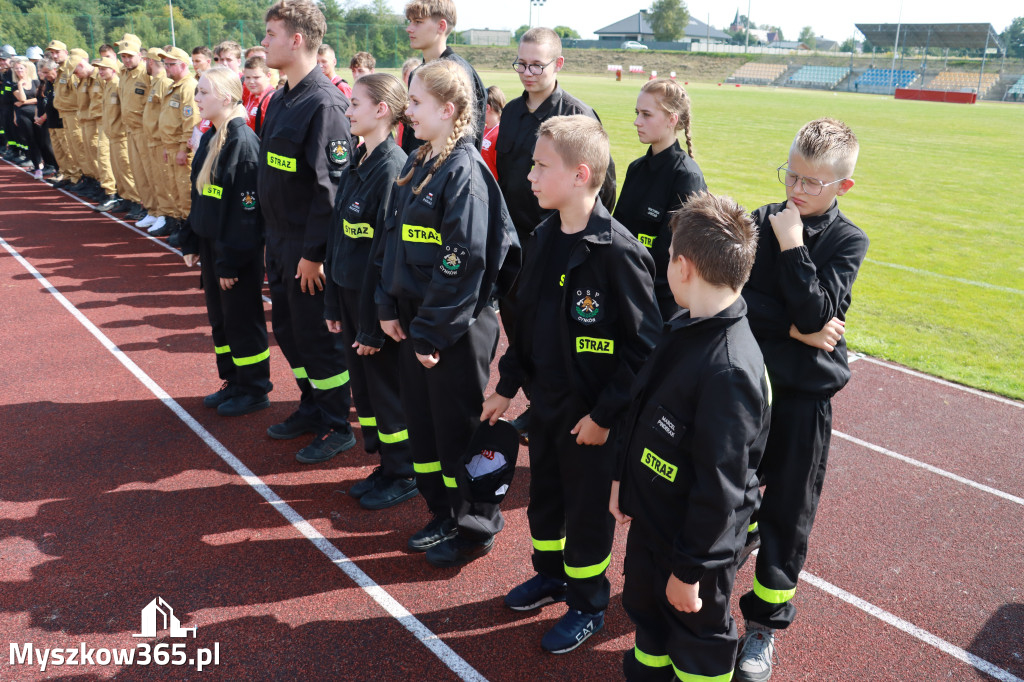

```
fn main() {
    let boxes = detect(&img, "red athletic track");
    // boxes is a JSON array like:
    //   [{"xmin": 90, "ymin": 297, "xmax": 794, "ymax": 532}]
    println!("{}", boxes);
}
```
[{"xmin": 1, "ymin": 161, "xmax": 1022, "ymax": 682}]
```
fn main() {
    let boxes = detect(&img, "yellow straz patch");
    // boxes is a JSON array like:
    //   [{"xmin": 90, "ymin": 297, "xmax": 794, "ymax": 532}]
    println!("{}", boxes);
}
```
[
  {"xmin": 202, "ymin": 184, "xmax": 222, "ymax": 199},
  {"xmin": 402, "ymin": 224, "xmax": 442, "ymax": 245},
  {"xmin": 343, "ymin": 221, "xmax": 373, "ymax": 238},
  {"xmin": 575, "ymin": 337, "xmax": 614, "ymax": 354},
  {"xmin": 641, "ymin": 448, "xmax": 677, "ymax": 482},
  {"xmin": 267, "ymin": 151, "xmax": 296, "ymax": 172},
  {"xmin": 638, "ymin": 233, "xmax": 656, "ymax": 248}
]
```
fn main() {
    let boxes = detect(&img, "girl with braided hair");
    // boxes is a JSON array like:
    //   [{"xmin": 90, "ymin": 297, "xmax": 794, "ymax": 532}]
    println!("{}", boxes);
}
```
[
  {"xmin": 375, "ymin": 58, "xmax": 520, "ymax": 568},
  {"xmin": 613, "ymin": 78, "xmax": 706, "ymax": 321}
]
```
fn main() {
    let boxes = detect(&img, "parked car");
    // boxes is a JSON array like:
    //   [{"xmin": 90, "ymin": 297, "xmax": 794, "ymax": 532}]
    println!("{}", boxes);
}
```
[{"xmin": 621, "ymin": 40, "xmax": 648, "ymax": 50}]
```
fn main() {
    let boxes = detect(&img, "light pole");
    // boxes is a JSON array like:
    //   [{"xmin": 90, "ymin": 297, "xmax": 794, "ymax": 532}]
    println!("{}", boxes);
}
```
[{"xmin": 529, "ymin": 0, "xmax": 546, "ymax": 29}]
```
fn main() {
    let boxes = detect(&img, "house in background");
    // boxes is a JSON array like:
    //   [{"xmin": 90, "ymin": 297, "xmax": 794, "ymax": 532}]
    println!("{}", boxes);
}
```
[{"xmin": 595, "ymin": 10, "xmax": 730, "ymax": 45}]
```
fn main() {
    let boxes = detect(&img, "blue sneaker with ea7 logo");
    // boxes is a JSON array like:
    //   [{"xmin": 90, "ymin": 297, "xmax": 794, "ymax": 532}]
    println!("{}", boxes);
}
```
[{"xmin": 541, "ymin": 609, "xmax": 605, "ymax": 654}]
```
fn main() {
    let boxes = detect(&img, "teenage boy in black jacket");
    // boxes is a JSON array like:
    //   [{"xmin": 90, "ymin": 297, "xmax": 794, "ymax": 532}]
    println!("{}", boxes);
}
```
[
  {"xmin": 258, "ymin": 0, "xmax": 358, "ymax": 464},
  {"xmin": 612, "ymin": 192, "xmax": 771, "ymax": 682},
  {"xmin": 482, "ymin": 115, "xmax": 660, "ymax": 655},
  {"xmin": 735, "ymin": 118, "xmax": 868, "ymax": 682}
]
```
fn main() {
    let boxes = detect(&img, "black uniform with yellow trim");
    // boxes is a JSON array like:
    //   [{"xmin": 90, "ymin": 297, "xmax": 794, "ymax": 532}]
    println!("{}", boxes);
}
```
[
  {"xmin": 376, "ymin": 135, "xmax": 520, "ymax": 542},
  {"xmin": 180, "ymin": 117, "xmax": 270, "ymax": 396},
  {"xmin": 257, "ymin": 65, "xmax": 355, "ymax": 435},
  {"xmin": 0, "ymin": 68, "xmax": 15, "ymax": 153},
  {"xmin": 617, "ymin": 299, "xmax": 771, "ymax": 682},
  {"xmin": 613, "ymin": 140, "xmax": 706, "ymax": 320},
  {"xmin": 739, "ymin": 198, "xmax": 868, "ymax": 631},
  {"xmin": 324, "ymin": 136, "xmax": 411, "ymax": 475},
  {"xmin": 495, "ymin": 200, "xmax": 660, "ymax": 614}
]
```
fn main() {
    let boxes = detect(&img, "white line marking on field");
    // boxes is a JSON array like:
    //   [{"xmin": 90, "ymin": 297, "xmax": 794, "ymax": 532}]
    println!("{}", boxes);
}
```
[
  {"xmin": 865, "ymin": 258, "xmax": 1024, "ymax": 296},
  {"xmin": 852, "ymin": 354, "xmax": 1023, "ymax": 409},
  {"xmin": 4, "ymin": 160, "xmax": 272, "ymax": 305},
  {"xmin": 832, "ymin": 429, "xmax": 1024, "ymax": 506},
  {"xmin": 797, "ymin": 570, "xmax": 1024, "ymax": 682},
  {"xmin": 0, "ymin": 234, "xmax": 487, "ymax": 682}
]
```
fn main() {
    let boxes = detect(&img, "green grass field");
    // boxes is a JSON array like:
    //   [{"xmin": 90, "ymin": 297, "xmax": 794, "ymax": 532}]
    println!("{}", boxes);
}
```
[{"xmin": 479, "ymin": 71, "xmax": 1024, "ymax": 399}]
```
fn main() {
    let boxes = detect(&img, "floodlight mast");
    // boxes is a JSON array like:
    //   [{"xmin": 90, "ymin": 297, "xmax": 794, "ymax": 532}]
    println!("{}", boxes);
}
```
[{"xmin": 890, "ymin": 0, "xmax": 903, "ymax": 95}]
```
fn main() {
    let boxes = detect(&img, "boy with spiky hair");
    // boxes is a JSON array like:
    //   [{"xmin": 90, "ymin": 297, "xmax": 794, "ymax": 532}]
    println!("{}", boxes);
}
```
[
  {"xmin": 482, "ymin": 115, "xmax": 660, "ymax": 655},
  {"xmin": 735, "ymin": 117, "xmax": 868, "ymax": 682},
  {"xmin": 613, "ymin": 192, "xmax": 771, "ymax": 682},
  {"xmin": 400, "ymin": 0, "xmax": 486, "ymax": 151}
]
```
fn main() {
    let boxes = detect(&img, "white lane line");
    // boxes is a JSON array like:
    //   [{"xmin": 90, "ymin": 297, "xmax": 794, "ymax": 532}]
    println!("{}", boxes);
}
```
[
  {"xmin": 852, "ymin": 354, "xmax": 1024, "ymax": 410},
  {"xmin": 864, "ymin": 258, "xmax": 1024, "ymax": 296},
  {"xmin": 0, "ymin": 234, "xmax": 487, "ymax": 682},
  {"xmin": 797, "ymin": 569, "xmax": 1024, "ymax": 682},
  {"xmin": 832, "ymin": 429, "xmax": 1024, "ymax": 506},
  {"xmin": 5, "ymin": 162, "xmax": 272, "ymax": 306}
]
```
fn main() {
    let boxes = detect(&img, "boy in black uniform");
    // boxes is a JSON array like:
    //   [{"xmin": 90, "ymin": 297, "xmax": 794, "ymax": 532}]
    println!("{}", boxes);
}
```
[
  {"xmin": 257, "ymin": 0, "xmax": 358, "ymax": 463},
  {"xmin": 481, "ymin": 115, "xmax": 660, "ymax": 654},
  {"xmin": 612, "ymin": 192, "xmax": 771, "ymax": 682},
  {"xmin": 399, "ymin": 0, "xmax": 486, "ymax": 153},
  {"xmin": 735, "ymin": 118, "xmax": 868, "ymax": 682},
  {"xmin": 0, "ymin": 53, "xmax": 15, "ymax": 160}
]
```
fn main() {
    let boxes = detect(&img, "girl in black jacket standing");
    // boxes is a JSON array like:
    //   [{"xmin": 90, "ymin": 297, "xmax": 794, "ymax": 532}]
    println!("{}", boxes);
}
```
[
  {"xmin": 614, "ymin": 79, "xmax": 706, "ymax": 320},
  {"xmin": 181, "ymin": 66, "xmax": 271, "ymax": 417},
  {"xmin": 323, "ymin": 73, "xmax": 413, "ymax": 510}
]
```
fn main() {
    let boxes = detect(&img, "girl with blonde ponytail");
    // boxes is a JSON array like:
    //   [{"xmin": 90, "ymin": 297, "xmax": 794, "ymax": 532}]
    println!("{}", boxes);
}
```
[
  {"xmin": 179, "ymin": 66, "xmax": 272, "ymax": 417},
  {"xmin": 376, "ymin": 58, "xmax": 521, "ymax": 567},
  {"xmin": 613, "ymin": 78, "xmax": 707, "ymax": 320}
]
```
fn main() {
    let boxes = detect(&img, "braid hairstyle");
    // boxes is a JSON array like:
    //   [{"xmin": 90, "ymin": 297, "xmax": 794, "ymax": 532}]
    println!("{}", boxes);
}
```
[
  {"xmin": 195, "ymin": 67, "xmax": 248, "ymax": 191},
  {"xmin": 395, "ymin": 59, "xmax": 475, "ymax": 195},
  {"xmin": 640, "ymin": 77, "xmax": 695, "ymax": 159}
]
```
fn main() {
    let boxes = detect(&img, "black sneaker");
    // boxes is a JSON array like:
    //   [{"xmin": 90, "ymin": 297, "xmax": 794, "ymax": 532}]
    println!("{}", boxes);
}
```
[
  {"xmin": 202, "ymin": 381, "xmax": 239, "ymax": 408},
  {"xmin": 217, "ymin": 392, "xmax": 270, "ymax": 417},
  {"xmin": 110, "ymin": 199, "xmax": 132, "ymax": 213},
  {"xmin": 267, "ymin": 412, "xmax": 320, "ymax": 440},
  {"xmin": 149, "ymin": 217, "xmax": 177, "ymax": 237},
  {"xmin": 41, "ymin": 165, "xmax": 57, "ymax": 177},
  {"xmin": 349, "ymin": 467, "xmax": 383, "ymax": 498},
  {"xmin": 125, "ymin": 204, "xmax": 146, "ymax": 221},
  {"xmin": 504, "ymin": 573, "xmax": 568, "ymax": 611},
  {"xmin": 408, "ymin": 516, "xmax": 457, "ymax": 552},
  {"xmin": 92, "ymin": 195, "xmax": 120, "ymax": 212},
  {"xmin": 167, "ymin": 228, "xmax": 182, "ymax": 248},
  {"xmin": 295, "ymin": 428, "xmax": 357, "ymax": 464},
  {"xmin": 541, "ymin": 609, "xmax": 605, "ymax": 654},
  {"xmin": 426, "ymin": 535, "xmax": 494, "ymax": 568},
  {"xmin": 359, "ymin": 476, "xmax": 418, "ymax": 510}
]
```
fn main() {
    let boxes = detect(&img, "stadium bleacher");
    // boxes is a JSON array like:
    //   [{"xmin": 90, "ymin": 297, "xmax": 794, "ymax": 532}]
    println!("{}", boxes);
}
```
[
  {"xmin": 788, "ymin": 66, "xmax": 851, "ymax": 89},
  {"xmin": 928, "ymin": 71, "xmax": 1000, "ymax": 98},
  {"xmin": 854, "ymin": 69, "xmax": 918, "ymax": 89},
  {"xmin": 1006, "ymin": 76, "xmax": 1024, "ymax": 101},
  {"xmin": 729, "ymin": 62, "xmax": 788, "ymax": 84}
]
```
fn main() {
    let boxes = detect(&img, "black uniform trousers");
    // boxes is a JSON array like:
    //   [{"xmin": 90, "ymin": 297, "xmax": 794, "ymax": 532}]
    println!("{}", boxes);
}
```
[
  {"xmin": 1, "ymin": 105, "xmax": 14, "ymax": 151},
  {"xmin": 396, "ymin": 300, "xmax": 501, "ymax": 543},
  {"xmin": 527, "ymin": 384, "xmax": 616, "ymax": 614},
  {"xmin": 15, "ymin": 107, "xmax": 52, "ymax": 168},
  {"xmin": 199, "ymin": 238, "xmax": 271, "ymax": 396},
  {"xmin": 739, "ymin": 392, "xmax": 833, "ymax": 630},
  {"xmin": 333, "ymin": 285, "xmax": 413, "ymax": 478},
  {"xmin": 265, "ymin": 235, "xmax": 352, "ymax": 434},
  {"xmin": 622, "ymin": 525, "xmax": 739, "ymax": 682}
]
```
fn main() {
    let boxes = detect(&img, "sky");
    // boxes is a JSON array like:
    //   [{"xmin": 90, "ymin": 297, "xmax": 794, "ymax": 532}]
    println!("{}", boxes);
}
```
[{"xmin": 396, "ymin": 0, "xmax": 1021, "ymax": 44}]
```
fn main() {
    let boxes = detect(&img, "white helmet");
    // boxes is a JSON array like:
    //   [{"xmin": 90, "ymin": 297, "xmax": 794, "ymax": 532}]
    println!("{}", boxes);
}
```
[
  {"xmin": 26, "ymin": 46, "xmax": 44, "ymax": 60},
  {"xmin": 0, "ymin": 45, "xmax": 16, "ymax": 58}
]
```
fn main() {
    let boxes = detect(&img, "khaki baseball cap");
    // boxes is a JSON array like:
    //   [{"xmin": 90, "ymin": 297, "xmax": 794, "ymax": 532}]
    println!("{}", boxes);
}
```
[
  {"xmin": 46, "ymin": 40, "xmax": 68, "ymax": 52},
  {"xmin": 156, "ymin": 46, "xmax": 191, "ymax": 63},
  {"xmin": 146, "ymin": 47, "xmax": 164, "ymax": 60},
  {"xmin": 117, "ymin": 35, "xmax": 142, "ymax": 56},
  {"xmin": 91, "ymin": 56, "xmax": 118, "ymax": 70}
]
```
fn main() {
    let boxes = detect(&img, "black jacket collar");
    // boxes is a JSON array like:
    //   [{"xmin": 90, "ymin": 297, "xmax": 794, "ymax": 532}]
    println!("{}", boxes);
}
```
[{"xmin": 667, "ymin": 297, "xmax": 748, "ymax": 333}]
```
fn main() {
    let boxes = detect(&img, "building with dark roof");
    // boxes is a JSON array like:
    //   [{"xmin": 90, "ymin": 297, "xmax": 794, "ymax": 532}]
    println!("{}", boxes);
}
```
[{"xmin": 595, "ymin": 10, "xmax": 730, "ymax": 43}]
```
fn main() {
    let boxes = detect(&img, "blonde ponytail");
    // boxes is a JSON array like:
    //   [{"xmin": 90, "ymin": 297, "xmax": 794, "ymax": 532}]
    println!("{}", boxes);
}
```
[{"xmin": 195, "ymin": 67, "xmax": 247, "ymax": 192}]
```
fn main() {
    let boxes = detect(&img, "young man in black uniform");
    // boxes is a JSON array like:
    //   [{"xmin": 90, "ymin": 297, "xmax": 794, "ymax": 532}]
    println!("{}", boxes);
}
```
[
  {"xmin": 612, "ymin": 193, "xmax": 771, "ymax": 682},
  {"xmin": 258, "ymin": 0, "xmax": 358, "ymax": 464},
  {"xmin": 735, "ymin": 118, "xmax": 869, "ymax": 682},
  {"xmin": 399, "ymin": 0, "xmax": 486, "ymax": 153},
  {"xmin": 482, "ymin": 116, "xmax": 660, "ymax": 654}
]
